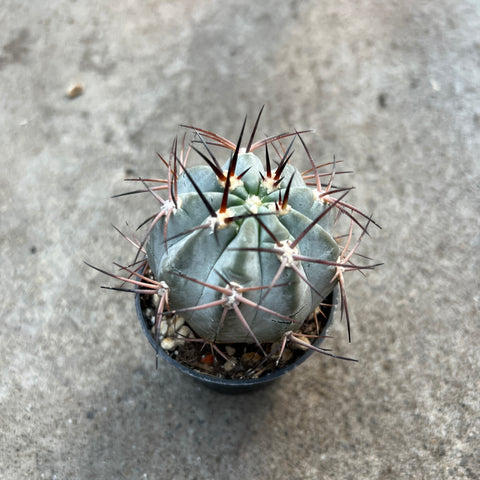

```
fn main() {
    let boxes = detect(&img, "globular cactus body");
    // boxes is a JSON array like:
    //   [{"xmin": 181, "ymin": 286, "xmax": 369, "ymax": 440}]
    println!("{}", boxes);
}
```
[
  {"xmin": 89, "ymin": 109, "xmax": 379, "ymax": 362},
  {"xmin": 146, "ymin": 150, "xmax": 340, "ymax": 344}
]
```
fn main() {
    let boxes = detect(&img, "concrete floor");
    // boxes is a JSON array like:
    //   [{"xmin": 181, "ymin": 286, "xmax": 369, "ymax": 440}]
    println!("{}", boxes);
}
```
[{"xmin": 1, "ymin": 1, "xmax": 479, "ymax": 479}]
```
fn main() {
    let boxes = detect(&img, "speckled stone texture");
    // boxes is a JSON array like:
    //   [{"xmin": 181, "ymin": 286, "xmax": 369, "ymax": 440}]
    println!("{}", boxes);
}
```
[{"xmin": 1, "ymin": 1, "xmax": 479, "ymax": 479}]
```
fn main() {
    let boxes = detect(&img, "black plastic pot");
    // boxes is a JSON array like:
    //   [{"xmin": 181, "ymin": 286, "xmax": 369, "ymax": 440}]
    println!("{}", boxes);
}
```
[{"xmin": 135, "ymin": 287, "xmax": 338, "ymax": 394}]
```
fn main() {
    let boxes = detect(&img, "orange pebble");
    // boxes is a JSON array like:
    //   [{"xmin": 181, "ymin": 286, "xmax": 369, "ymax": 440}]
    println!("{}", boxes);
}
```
[{"xmin": 200, "ymin": 354, "xmax": 214, "ymax": 365}]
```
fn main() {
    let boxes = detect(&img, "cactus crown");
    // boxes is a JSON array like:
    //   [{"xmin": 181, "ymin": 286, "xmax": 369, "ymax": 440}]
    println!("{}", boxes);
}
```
[{"xmin": 89, "ymin": 107, "xmax": 380, "ymax": 365}]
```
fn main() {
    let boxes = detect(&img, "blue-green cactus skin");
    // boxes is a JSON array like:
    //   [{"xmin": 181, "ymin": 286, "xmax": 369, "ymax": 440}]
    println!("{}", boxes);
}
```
[{"xmin": 146, "ymin": 152, "xmax": 341, "ymax": 344}]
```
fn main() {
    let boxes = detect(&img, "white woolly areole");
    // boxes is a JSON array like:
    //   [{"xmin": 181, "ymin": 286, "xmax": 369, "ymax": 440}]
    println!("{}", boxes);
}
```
[
  {"xmin": 312, "ymin": 189, "xmax": 326, "ymax": 203},
  {"xmin": 157, "ymin": 281, "xmax": 169, "ymax": 296},
  {"xmin": 220, "ymin": 171, "xmax": 243, "ymax": 191},
  {"xmin": 222, "ymin": 281, "xmax": 242, "ymax": 308},
  {"xmin": 261, "ymin": 176, "xmax": 276, "ymax": 193},
  {"xmin": 277, "ymin": 240, "xmax": 299, "ymax": 267},
  {"xmin": 162, "ymin": 197, "xmax": 182, "ymax": 213},
  {"xmin": 206, "ymin": 208, "xmax": 235, "ymax": 230},
  {"xmin": 245, "ymin": 195, "xmax": 262, "ymax": 214},
  {"xmin": 268, "ymin": 202, "xmax": 291, "ymax": 216}
]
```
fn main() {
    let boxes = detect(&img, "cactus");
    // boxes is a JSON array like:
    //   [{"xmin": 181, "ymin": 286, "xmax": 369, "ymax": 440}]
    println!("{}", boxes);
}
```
[{"xmin": 88, "ymin": 107, "xmax": 379, "ymax": 366}]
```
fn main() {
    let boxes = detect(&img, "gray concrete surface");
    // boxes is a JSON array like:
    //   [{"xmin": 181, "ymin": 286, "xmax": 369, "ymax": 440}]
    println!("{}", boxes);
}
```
[{"xmin": 1, "ymin": 1, "xmax": 479, "ymax": 479}]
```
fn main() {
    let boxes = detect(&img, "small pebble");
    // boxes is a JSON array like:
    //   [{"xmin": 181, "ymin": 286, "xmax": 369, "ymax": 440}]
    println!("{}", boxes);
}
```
[
  {"xmin": 160, "ymin": 337, "xmax": 177, "ymax": 351},
  {"xmin": 223, "ymin": 360, "xmax": 236, "ymax": 372},
  {"xmin": 66, "ymin": 82, "xmax": 84, "ymax": 99},
  {"xmin": 225, "ymin": 346, "xmax": 236, "ymax": 356},
  {"xmin": 291, "ymin": 335, "xmax": 310, "ymax": 351},
  {"xmin": 280, "ymin": 348, "xmax": 293, "ymax": 362},
  {"xmin": 174, "ymin": 316, "xmax": 185, "ymax": 330},
  {"xmin": 200, "ymin": 354, "xmax": 214, "ymax": 365},
  {"xmin": 241, "ymin": 352, "xmax": 262, "ymax": 367},
  {"xmin": 176, "ymin": 325, "xmax": 192, "ymax": 341},
  {"xmin": 159, "ymin": 321, "xmax": 169, "ymax": 336}
]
